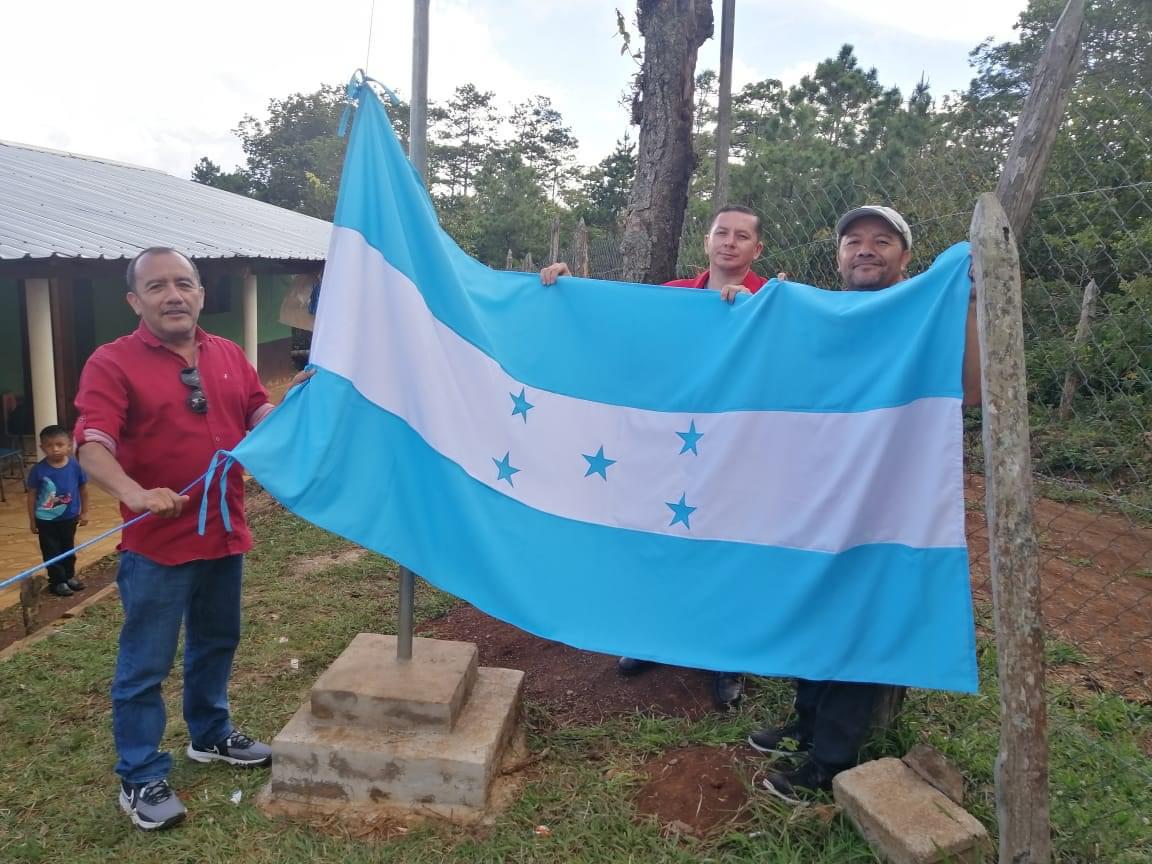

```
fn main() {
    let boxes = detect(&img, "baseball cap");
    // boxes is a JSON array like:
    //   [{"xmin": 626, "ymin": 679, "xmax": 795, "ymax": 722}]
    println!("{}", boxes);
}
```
[{"xmin": 835, "ymin": 205, "xmax": 912, "ymax": 250}]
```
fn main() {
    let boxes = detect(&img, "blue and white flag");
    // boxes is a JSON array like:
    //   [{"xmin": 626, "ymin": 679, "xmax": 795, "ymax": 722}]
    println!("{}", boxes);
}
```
[{"xmin": 230, "ymin": 81, "xmax": 978, "ymax": 693}]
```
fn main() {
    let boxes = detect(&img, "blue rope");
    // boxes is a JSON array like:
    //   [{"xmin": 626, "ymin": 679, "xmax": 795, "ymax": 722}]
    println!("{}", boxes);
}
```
[
  {"xmin": 196, "ymin": 451, "xmax": 223, "ymax": 537},
  {"xmin": 1, "ymin": 469, "xmax": 218, "ymax": 593},
  {"xmin": 338, "ymin": 68, "xmax": 402, "ymax": 138}
]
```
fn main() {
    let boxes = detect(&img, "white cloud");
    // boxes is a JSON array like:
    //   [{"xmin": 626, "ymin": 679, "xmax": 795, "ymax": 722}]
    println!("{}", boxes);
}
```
[
  {"xmin": 812, "ymin": 0, "xmax": 1023, "ymax": 44},
  {"xmin": 0, "ymin": 0, "xmax": 1030, "ymax": 178}
]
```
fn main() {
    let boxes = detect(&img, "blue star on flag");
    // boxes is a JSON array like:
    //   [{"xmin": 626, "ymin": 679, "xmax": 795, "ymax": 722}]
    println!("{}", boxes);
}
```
[
  {"xmin": 666, "ymin": 493, "xmax": 697, "ymax": 529},
  {"xmin": 510, "ymin": 387, "xmax": 534, "ymax": 422},
  {"xmin": 493, "ymin": 451, "xmax": 521, "ymax": 486},
  {"xmin": 582, "ymin": 445, "xmax": 616, "ymax": 480},
  {"xmin": 677, "ymin": 420, "xmax": 704, "ymax": 455}
]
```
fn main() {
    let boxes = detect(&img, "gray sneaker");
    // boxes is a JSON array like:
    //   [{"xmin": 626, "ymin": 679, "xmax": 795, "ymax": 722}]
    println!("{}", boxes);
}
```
[
  {"xmin": 119, "ymin": 779, "xmax": 186, "ymax": 831},
  {"xmin": 186, "ymin": 730, "xmax": 272, "ymax": 767}
]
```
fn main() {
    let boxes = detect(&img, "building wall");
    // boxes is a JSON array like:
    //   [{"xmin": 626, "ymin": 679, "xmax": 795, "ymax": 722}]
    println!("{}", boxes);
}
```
[
  {"xmin": 0, "ymin": 279, "xmax": 24, "ymax": 396},
  {"xmin": 0, "ymin": 273, "xmax": 303, "ymax": 422}
]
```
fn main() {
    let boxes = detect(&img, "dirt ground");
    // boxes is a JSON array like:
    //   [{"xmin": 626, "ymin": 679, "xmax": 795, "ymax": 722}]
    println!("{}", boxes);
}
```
[
  {"xmin": 633, "ymin": 746, "xmax": 755, "ymax": 837},
  {"xmin": 0, "ymin": 554, "xmax": 119, "ymax": 650},
  {"xmin": 419, "ymin": 605, "xmax": 727, "ymax": 725},
  {"xmin": 963, "ymin": 474, "xmax": 1152, "ymax": 701}
]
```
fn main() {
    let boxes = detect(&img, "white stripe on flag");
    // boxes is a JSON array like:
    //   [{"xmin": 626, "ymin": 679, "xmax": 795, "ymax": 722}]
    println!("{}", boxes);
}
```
[{"xmin": 312, "ymin": 226, "xmax": 966, "ymax": 554}]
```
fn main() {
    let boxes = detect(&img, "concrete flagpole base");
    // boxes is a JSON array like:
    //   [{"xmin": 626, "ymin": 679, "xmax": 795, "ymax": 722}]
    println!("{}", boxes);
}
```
[{"xmin": 258, "ymin": 632, "xmax": 525, "ymax": 825}]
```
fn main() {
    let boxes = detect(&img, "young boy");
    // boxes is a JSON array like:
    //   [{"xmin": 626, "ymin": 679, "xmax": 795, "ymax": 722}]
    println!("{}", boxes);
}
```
[{"xmin": 26, "ymin": 425, "xmax": 89, "ymax": 597}]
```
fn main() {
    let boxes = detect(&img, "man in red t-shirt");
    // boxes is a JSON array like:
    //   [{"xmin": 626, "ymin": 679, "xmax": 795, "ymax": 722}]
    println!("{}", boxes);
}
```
[
  {"xmin": 75, "ymin": 247, "xmax": 304, "ymax": 831},
  {"xmin": 541, "ymin": 205, "xmax": 769, "ymax": 709},
  {"xmin": 541, "ymin": 204, "xmax": 767, "ymax": 302}
]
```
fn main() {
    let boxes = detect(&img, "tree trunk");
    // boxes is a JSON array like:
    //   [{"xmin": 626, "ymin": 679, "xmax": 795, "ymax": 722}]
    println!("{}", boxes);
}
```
[{"xmin": 620, "ymin": 0, "xmax": 714, "ymax": 284}]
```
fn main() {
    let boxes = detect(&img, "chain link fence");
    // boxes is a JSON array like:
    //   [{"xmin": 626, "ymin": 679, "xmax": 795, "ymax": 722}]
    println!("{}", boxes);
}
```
[{"xmin": 514, "ymin": 15, "xmax": 1151, "ymax": 857}]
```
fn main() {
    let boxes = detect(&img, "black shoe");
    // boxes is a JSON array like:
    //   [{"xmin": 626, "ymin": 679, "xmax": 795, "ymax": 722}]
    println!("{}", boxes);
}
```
[
  {"xmin": 758, "ymin": 759, "xmax": 836, "ymax": 804},
  {"xmin": 712, "ymin": 672, "xmax": 744, "ymax": 709},
  {"xmin": 67, "ymin": 578, "xmax": 87, "ymax": 591},
  {"xmin": 48, "ymin": 582, "xmax": 74, "ymax": 597},
  {"xmin": 747, "ymin": 722, "xmax": 813, "ymax": 758},
  {"xmin": 616, "ymin": 657, "xmax": 654, "ymax": 677}
]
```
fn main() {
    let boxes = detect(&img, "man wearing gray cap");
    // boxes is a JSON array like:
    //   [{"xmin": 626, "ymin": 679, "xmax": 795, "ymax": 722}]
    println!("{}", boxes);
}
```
[{"xmin": 749, "ymin": 204, "xmax": 980, "ymax": 802}]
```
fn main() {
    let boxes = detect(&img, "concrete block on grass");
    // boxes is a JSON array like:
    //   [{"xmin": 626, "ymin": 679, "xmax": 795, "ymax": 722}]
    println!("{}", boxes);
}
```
[
  {"xmin": 902, "ymin": 744, "xmax": 965, "ymax": 805},
  {"xmin": 833, "ymin": 757, "xmax": 990, "ymax": 864}
]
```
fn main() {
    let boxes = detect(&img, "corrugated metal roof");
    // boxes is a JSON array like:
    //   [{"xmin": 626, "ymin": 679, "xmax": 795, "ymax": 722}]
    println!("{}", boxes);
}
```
[{"xmin": 0, "ymin": 140, "xmax": 331, "ymax": 262}]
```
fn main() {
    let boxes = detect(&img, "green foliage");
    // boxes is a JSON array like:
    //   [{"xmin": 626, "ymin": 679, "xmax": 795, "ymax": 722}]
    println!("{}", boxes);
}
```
[
  {"xmin": 191, "ymin": 157, "xmax": 250, "ymax": 196},
  {"xmin": 430, "ymin": 83, "xmax": 499, "ymax": 201},
  {"xmin": 469, "ymin": 148, "xmax": 555, "ymax": 267},
  {"xmin": 570, "ymin": 135, "xmax": 636, "ymax": 230},
  {"xmin": 234, "ymin": 84, "xmax": 351, "ymax": 220}
]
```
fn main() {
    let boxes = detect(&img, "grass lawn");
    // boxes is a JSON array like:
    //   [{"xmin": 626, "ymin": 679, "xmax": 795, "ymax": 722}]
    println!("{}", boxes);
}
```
[{"xmin": 1, "ymin": 502, "xmax": 1149, "ymax": 863}]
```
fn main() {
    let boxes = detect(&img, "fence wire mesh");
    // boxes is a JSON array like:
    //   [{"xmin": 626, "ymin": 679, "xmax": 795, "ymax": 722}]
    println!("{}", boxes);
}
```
[{"xmin": 516, "ymin": 13, "xmax": 1151, "ymax": 857}]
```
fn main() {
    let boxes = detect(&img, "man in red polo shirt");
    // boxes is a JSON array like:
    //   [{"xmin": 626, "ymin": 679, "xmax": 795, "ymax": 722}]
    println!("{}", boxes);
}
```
[
  {"xmin": 541, "ymin": 204, "xmax": 768, "ymax": 709},
  {"xmin": 75, "ymin": 247, "xmax": 278, "ymax": 831}
]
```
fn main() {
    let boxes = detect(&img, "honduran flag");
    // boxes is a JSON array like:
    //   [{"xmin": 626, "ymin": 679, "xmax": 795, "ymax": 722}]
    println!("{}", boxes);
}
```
[{"xmin": 229, "ymin": 79, "xmax": 978, "ymax": 693}]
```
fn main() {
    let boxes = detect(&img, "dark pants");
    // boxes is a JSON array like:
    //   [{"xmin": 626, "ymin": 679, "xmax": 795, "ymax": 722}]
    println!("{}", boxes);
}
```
[
  {"xmin": 35, "ymin": 517, "xmax": 78, "ymax": 586},
  {"xmin": 794, "ymin": 679, "xmax": 890, "ymax": 770}
]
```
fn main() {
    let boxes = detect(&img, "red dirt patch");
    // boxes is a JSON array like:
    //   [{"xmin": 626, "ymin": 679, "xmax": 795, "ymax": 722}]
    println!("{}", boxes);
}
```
[
  {"xmin": 964, "ymin": 474, "xmax": 1152, "ymax": 701},
  {"xmin": 634, "ymin": 745, "xmax": 752, "ymax": 836},
  {"xmin": 418, "ymin": 605, "xmax": 727, "ymax": 725}
]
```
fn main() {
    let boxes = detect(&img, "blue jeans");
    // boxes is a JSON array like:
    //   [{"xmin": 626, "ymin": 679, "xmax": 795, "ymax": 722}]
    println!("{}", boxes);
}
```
[{"xmin": 111, "ymin": 551, "xmax": 243, "ymax": 784}]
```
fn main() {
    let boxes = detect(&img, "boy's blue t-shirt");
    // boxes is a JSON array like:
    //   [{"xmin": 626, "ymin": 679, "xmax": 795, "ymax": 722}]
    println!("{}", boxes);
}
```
[{"xmin": 26, "ymin": 458, "xmax": 87, "ymax": 521}]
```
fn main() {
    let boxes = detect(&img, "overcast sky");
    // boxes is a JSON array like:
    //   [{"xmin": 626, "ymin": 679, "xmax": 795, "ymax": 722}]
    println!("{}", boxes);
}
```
[{"xmin": 1, "ymin": 0, "xmax": 1028, "ymax": 179}]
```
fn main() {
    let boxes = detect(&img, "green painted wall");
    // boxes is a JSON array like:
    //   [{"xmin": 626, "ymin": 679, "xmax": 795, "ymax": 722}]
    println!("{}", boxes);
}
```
[
  {"xmin": 260, "ymin": 275, "xmax": 293, "ymax": 342},
  {"xmin": 0, "ymin": 279, "xmax": 25, "ymax": 395},
  {"xmin": 91, "ymin": 279, "xmax": 139, "ymax": 345}
]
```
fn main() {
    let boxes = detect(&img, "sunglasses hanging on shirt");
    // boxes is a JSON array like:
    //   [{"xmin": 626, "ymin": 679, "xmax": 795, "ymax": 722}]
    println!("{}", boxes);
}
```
[{"xmin": 180, "ymin": 367, "xmax": 209, "ymax": 414}]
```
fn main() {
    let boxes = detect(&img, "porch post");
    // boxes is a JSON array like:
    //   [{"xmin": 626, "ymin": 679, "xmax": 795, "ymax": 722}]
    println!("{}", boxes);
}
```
[
  {"xmin": 24, "ymin": 278, "xmax": 58, "ymax": 435},
  {"xmin": 243, "ymin": 272, "xmax": 259, "ymax": 371}
]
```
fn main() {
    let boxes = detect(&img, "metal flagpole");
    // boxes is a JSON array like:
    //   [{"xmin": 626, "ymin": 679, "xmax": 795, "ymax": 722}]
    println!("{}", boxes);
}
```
[
  {"xmin": 714, "ymin": 0, "xmax": 735, "ymax": 206},
  {"xmin": 409, "ymin": 0, "xmax": 430, "ymax": 183},
  {"xmin": 397, "ymin": 0, "xmax": 430, "ymax": 662}
]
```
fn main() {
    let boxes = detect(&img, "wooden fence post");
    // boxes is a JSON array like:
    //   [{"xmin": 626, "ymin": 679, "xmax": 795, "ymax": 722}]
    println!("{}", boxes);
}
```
[
  {"xmin": 20, "ymin": 574, "xmax": 42, "ymax": 635},
  {"xmin": 971, "ymin": 192, "xmax": 1051, "ymax": 864},
  {"xmin": 1057, "ymin": 279, "xmax": 1099, "ymax": 421},
  {"xmin": 505, "ymin": 249, "xmax": 514, "ymax": 271},
  {"xmin": 995, "ymin": 0, "xmax": 1086, "ymax": 239},
  {"xmin": 575, "ymin": 219, "xmax": 590, "ymax": 278},
  {"xmin": 523, "ymin": 252, "xmax": 534, "ymax": 273},
  {"xmin": 549, "ymin": 216, "xmax": 561, "ymax": 265}
]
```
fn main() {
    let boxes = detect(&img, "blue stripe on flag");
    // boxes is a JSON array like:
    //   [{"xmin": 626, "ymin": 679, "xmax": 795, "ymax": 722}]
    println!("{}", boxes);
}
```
[
  {"xmin": 324, "ymin": 88, "xmax": 973, "ymax": 415},
  {"xmin": 232, "ymin": 369, "xmax": 978, "ymax": 693}
]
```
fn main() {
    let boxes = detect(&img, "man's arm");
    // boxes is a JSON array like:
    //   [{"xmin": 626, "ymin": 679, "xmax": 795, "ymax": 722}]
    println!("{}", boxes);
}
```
[
  {"xmin": 78, "ymin": 442, "xmax": 188, "ymax": 517},
  {"xmin": 540, "ymin": 262, "xmax": 572, "ymax": 285},
  {"xmin": 26, "ymin": 487, "xmax": 37, "ymax": 534},
  {"xmin": 78, "ymin": 481, "xmax": 90, "ymax": 526},
  {"xmin": 962, "ymin": 294, "xmax": 981, "ymax": 407}
]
